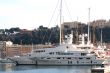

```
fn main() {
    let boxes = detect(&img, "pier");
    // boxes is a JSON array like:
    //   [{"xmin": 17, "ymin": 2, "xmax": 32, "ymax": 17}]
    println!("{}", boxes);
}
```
[{"xmin": 91, "ymin": 65, "xmax": 110, "ymax": 73}]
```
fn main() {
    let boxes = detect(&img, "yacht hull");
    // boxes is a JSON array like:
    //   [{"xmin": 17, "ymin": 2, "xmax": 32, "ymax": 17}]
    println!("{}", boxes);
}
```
[
  {"xmin": 9, "ymin": 57, "xmax": 104, "ymax": 66},
  {"xmin": 32, "ymin": 58, "xmax": 104, "ymax": 66}
]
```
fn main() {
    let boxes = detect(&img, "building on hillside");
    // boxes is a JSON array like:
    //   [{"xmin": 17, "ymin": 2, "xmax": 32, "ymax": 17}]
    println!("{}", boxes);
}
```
[
  {"xmin": 20, "ymin": 29, "xmax": 32, "ymax": 34},
  {"xmin": 105, "ymin": 20, "xmax": 110, "ymax": 27},
  {"xmin": 6, "ymin": 45, "xmax": 32, "ymax": 57},
  {"xmin": 61, "ymin": 21, "xmax": 86, "ymax": 43},
  {"xmin": 0, "ymin": 41, "xmax": 53, "ymax": 58},
  {"xmin": 90, "ymin": 19, "xmax": 110, "ymax": 28},
  {"xmin": 90, "ymin": 19, "xmax": 106, "ymax": 28},
  {"xmin": 6, "ymin": 44, "xmax": 53, "ymax": 57},
  {"xmin": 61, "ymin": 21, "xmax": 84, "ymax": 29}
]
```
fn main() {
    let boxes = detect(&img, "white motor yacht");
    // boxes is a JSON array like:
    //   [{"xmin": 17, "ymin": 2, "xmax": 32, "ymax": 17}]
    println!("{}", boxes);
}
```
[{"xmin": 28, "ymin": 33, "xmax": 105, "ymax": 66}]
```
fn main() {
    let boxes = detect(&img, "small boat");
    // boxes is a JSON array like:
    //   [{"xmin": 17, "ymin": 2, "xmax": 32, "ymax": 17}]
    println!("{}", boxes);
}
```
[
  {"xmin": 0, "ymin": 58, "xmax": 13, "ymax": 63},
  {"xmin": 8, "ymin": 55, "xmax": 36, "ymax": 65}
]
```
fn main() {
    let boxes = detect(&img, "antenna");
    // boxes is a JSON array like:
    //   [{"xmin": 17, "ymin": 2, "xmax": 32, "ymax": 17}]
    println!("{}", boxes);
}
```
[{"xmin": 60, "ymin": 0, "xmax": 62, "ymax": 45}]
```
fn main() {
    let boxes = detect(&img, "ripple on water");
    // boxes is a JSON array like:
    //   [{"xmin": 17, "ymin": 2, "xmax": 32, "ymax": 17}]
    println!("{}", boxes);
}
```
[{"xmin": 0, "ymin": 63, "xmax": 92, "ymax": 73}]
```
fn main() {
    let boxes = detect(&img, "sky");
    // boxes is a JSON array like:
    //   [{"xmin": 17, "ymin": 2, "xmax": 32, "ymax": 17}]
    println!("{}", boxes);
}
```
[{"xmin": 0, "ymin": 0, "xmax": 110, "ymax": 29}]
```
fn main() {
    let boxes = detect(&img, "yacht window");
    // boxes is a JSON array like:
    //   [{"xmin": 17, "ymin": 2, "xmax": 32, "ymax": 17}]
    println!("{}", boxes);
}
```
[
  {"xmin": 81, "ymin": 47, "xmax": 90, "ymax": 49},
  {"xmin": 35, "ymin": 50, "xmax": 45, "ymax": 53},
  {"xmin": 68, "ymin": 61, "xmax": 72, "ymax": 64},
  {"xmin": 66, "ymin": 46, "xmax": 69, "ymax": 48},
  {"xmin": 81, "ymin": 53, "xmax": 86, "ymax": 56},
  {"xmin": 49, "ymin": 52, "xmax": 52, "ymax": 54},
  {"xmin": 56, "ymin": 52, "xmax": 60, "ymax": 54},
  {"xmin": 67, "ymin": 57, "xmax": 71, "ymax": 59},
  {"xmin": 81, "ymin": 47, "xmax": 85, "ymax": 49},
  {"xmin": 29, "ymin": 54, "xmax": 31, "ymax": 56},
  {"xmin": 86, "ymin": 58, "xmax": 90, "ymax": 59},
  {"xmin": 47, "ymin": 58, "xmax": 50, "ymax": 59},
  {"xmin": 49, "ymin": 52, "xmax": 54, "ymax": 55},
  {"xmin": 79, "ymin": 58, "xmax": 83, "ymax": 59},
  {"xmin": 56, "ymin": 52, "xmax": 73, "ymax": 55},
  {"xmin": 41, "ymin": 57, "xmax": 45, "ymax": 59},
  {"xmin": 90, "ymin": 51, "xmax": 95, "ymax": 54},
  {"xmin": 57, "ymin": 57, "xmax": 60, "ymax": 59},
  {"xmin": 88, "ymin": 47, "xmax": 90, "ymax": 49}
]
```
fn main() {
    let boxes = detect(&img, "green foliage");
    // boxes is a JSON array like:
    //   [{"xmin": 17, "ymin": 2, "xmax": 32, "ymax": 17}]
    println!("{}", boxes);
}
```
[{"xmin": 0, "ymin": 25, "xmax": 110, "ymax": 44}]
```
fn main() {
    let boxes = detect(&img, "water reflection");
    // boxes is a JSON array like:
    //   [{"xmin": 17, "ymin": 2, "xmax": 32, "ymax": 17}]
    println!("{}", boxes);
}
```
[
  {"xmin": 0, "ymin": 63, "xmax": 15, "ymax": 72},
  {"xmin": 0, "ymin": 63, "xmax": 96, "ymax": 73}
]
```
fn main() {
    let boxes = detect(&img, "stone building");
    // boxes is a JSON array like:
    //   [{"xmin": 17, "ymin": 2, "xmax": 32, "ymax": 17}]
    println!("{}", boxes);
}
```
[
  {"xmin": 6, "ymin": 44, "xmax": 32, "ymax": 57},
  {"xmin": 90, "ymin": 19, "xmax": 106, "ymax": 28},
  {"xmin": 61, "ymin": 21, "xmax": 86, "ymax": 43},
  {"xmin": 61, "ymin": 21, "xmax": 84, "ymax": 29},
  {"xmin": 0, "ymin": 41, "xmax": 53, "ymax": 58}
]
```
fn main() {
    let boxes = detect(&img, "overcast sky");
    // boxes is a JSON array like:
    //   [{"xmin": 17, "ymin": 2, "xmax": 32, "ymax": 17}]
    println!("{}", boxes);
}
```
[{"xmin": 0, "ymin": 0, "xmax": 110, "ymax": 29}]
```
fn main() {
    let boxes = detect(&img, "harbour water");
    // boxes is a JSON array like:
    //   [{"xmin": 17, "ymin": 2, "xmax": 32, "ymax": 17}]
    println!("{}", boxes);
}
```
[{"xmin": 0, "ymin": 63, "xmax": 97, "ymax": 73}]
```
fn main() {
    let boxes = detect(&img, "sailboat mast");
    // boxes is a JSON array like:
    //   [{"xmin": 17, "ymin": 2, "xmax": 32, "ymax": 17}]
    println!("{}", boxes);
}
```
[
  {"xmin": 101, "ymin": 28, "xmax": 103, "ymax": 46},
  {"xmin": 88, "ymin": 8, "xmax": 90, "ymax": 44},
  {"xmin": 60, "ymin": 0, "xmax": 62, "ymax": 45}
]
